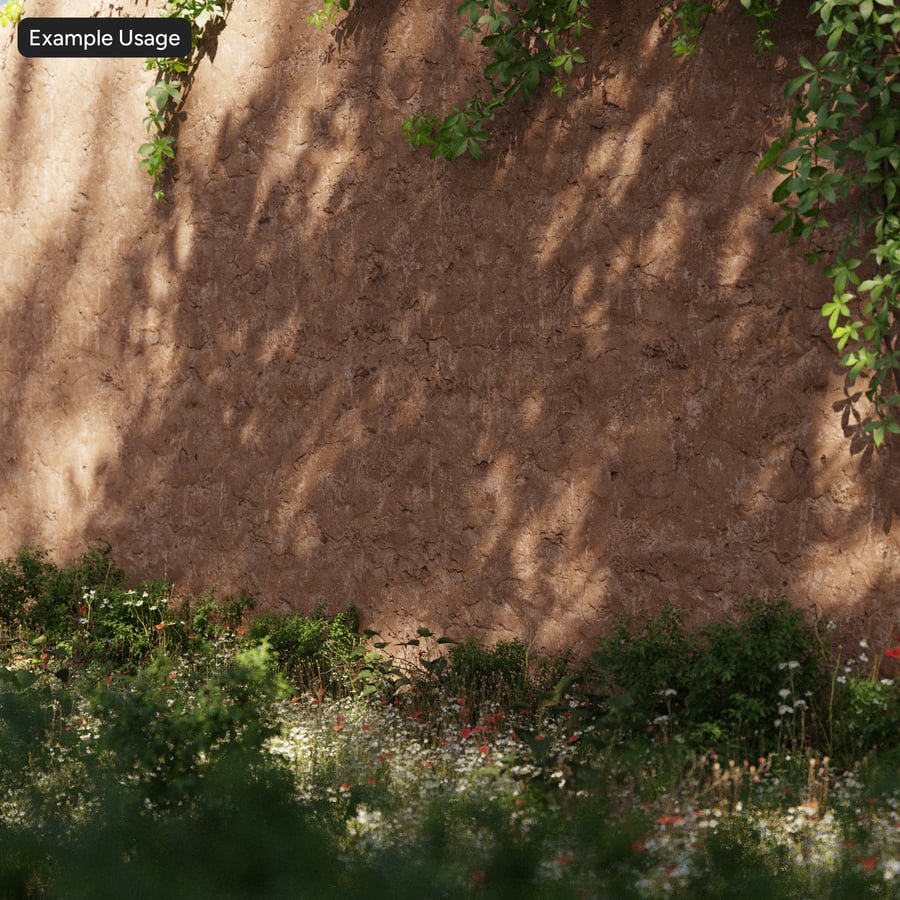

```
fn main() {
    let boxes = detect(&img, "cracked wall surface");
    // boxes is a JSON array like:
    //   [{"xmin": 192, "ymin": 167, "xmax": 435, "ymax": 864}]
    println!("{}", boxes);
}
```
[{"xmin": 1, "ymin": 0, "xmax": 899, "ymax": 654}]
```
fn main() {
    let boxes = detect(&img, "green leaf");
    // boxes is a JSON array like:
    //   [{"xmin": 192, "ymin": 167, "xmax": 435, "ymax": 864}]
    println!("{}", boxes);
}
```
[
  {"xmin": 785, "ymin": 72, "xmax": 814, "ymax": 98},
  {"xmin": 826, "ymin": 24, "xmax": 844, "ymax": 50},
  {"xmin": 772, "ymin": 176, "xmax": 795, "ymax": 203},
  {"xmin": 779, "ymin": 146, "xmax": 806, "ymax": 165},
  {"xmin": 772, "ymin": 212, "xmax": 796, "ymax": 234}
]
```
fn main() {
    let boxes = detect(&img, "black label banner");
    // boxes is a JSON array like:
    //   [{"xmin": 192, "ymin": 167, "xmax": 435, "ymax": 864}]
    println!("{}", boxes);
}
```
[{"xmin": 18, "ymin": 18, "xmax": 192, "ymax": 58}]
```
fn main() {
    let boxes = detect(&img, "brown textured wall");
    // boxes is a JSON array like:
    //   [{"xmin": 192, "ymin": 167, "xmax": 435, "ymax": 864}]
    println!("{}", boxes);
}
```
[{"xmin": 2, "ymin": 0, "xmax": 898, "ymax": 654}]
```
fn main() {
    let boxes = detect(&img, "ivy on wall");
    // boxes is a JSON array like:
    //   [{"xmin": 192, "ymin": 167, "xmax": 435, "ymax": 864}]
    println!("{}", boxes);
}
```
[
  {"xmin": 756, "ymin": 0, "xmax": 900, "ymax": 448},
  {"xmin": 662, "ymin": 0, "xmax": 784, "ymax": 55},
  {"xmin": 311, "ymin": 0, "xmax": 591, "ymax": 160},
  {"xmin": 313, "ymin": 0, "xmax": 899, "ymax": 449},
  {"xmin": 141, "ymin": 1, "xmax": 230, "ymax": 201}
]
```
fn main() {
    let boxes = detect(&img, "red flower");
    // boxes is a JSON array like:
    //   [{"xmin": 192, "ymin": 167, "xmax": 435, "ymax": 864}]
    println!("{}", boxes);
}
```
[
  {"xmin": 470, "ymin": 871, "xmax": 486, "ymax": 884},
  {"xmin": 155, "ymin": 622, "xmax": 165, "ymax": 630},
  {"xmin": 885, "ymin": 646, "xmax": 900, "ymax": 659},
  {"xmin": 657, "ymin": 815, "xmax": 684, "ymax": 826},
  {"xmin": 859, "ymin": 856, "xmax": 878, "ymax": 870},
  {"xmin": 630, "ymin": 841, "xmax": 646, "ymax": 852}
]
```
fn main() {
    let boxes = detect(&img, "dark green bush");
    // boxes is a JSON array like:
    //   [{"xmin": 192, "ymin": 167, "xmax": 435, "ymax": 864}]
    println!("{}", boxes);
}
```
[
  {"xmin": 0, "ymin": 545, "xmax": 125, "ymax": 639},
  {"xmin": 592, "ymin": 597, "xmax": 822, "ymax": 753},
  {"xmin": 246, "ymin": 604, "xmax": 360, "ymax": 688},
  {"xmin": 446, "ymin": 636, "xmax": 529, "ymax": 706}
]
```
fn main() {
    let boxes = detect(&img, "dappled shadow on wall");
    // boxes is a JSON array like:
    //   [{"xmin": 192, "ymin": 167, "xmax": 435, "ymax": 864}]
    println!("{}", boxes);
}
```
[{"xmin": 1, "ymin": 0, "xmax": 897, "ymax": 652}]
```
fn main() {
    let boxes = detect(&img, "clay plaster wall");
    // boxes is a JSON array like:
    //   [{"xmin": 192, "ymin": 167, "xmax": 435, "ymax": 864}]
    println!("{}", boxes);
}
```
[{"xmin": 1, "ymin": 0, "xmax": 898, "ymax": 653}]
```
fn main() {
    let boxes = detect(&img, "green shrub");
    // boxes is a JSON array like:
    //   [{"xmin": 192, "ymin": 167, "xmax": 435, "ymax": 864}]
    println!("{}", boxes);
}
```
[
  {"xmin": 592, "ymin": 597, "xmax": 821, "ymax": 753},
  {"xmin": 246, "ymin": 604, "xmax": 360, "ymax": 688},
  {"xmin": 833, "ymin": 675, "xmax": 900, "ymax": 758},
  {"xmin": 0, "ymin": 545, "xmax": 125, "ymax": 640},
  {"xmin": 592, "ymin": 602, "xmax": 694, "ymax": 733},
  {"xmin": 0, "ymin": 545, "xmax": 260, "ymax": 670},
  {"xmin": 446, "ymin": 636, "xmax": 529, "ymax": 711},
  {"xmin": 89, "ymin": 641, "xmax": 285, "ymax": 810}
]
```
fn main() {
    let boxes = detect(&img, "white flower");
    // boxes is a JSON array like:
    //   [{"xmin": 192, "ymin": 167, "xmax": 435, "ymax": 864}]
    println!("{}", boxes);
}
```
[
  {"xmin": 859, "ymin": 640, "xmax": 869, "ymax": 649},
  {"xmin": 778, "ymin": 689, "xmax": 791, "ymax": 700}
]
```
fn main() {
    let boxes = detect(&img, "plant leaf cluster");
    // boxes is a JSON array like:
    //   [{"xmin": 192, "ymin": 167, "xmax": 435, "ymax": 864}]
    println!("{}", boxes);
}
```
[
  {"xmin": 0, "ymin": 0, "xmax": 23, "ymax": 28},
  {"xmin": 590, "ymin": 597, "xmax": 824, "ymax": 754},
  {"xmin": 662, "ymin": 0, "xmax": 784, "ymax": 56},
  {"xmin": 667, "ymin": 2, "xmax": 900, "ymax": 448},
  {"xmin": 310, "ymin": 0, "xmax": 590, "ymax": 160},
  {"xmin": 405, "ymin": 0, "xmax": 590, "ymax": 159},
  {"xmin": 140, "ymin": 1, "xmax": 229, "ymax": 200},
  {"xmin": 756, "ymin": 0, "xmax": 900, "ymax": 447}
]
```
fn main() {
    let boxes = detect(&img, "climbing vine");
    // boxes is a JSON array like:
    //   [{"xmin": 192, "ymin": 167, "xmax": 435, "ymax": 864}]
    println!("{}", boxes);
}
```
[
  {"xmin": 311, "ymin": 1, "xmax": 899, "ymax": 447},
  {"xmin": 311, "ymin": 0, "xmax": 591, "ymax": 160},
  {"xmin": 754, "ymin": 0, "xmax": 900, "ymax": 447},
  {"xmin": 662, "ymin": 0, "xmax": 784, "ymax": 55},
  {"xmin": 140, "ymin": 1, "xmax": 229, "ymax": 201},
  {"xmin": 4, "ymin": 2, "xmax": 898, "ymax": 446},
  {"xmin": 402, "ymin": 0, "xmax": 590, "ymax": 160},
  {"xmin": 308, "ymin": 0, "xmax": 353, "ymax": 29}
]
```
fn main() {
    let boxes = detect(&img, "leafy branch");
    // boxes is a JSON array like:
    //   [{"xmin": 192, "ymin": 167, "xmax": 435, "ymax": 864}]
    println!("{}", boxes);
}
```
[
  {"xmin": 308, "ymin": 0, "xmax": 353, "ymax": 30},
  {"xmin": 757, "ymin": 0, "xmax": 900, "ymax": 447},
  {"xmin": 309, "ymin": 0, "xmax": 590, "ymax": 161},
  {"xmin": 139, "ymin": 1, "xmax": 228, "ymax": 201},
  {"xmin": 404, "ymin": 0, "xmax": 591, "ymax": 160},
  {"xmin": 662, "ymin": 0, "xmax": 784, "ymax": 56}
]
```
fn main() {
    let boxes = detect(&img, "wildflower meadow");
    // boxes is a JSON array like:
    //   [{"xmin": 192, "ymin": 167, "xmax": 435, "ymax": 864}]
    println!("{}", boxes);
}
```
[{"xmin": 0, "ymin": 546, "xmax": 898, "ymax": 897}]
